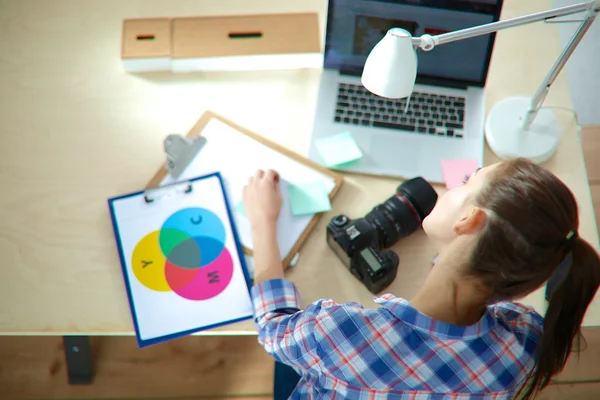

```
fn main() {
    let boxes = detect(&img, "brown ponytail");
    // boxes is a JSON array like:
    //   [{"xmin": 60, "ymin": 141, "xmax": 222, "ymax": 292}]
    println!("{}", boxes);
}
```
[
  {"xmin": 465, "ymin": 158, "xmax": 600, "ymax": 399},
  {"xmin": 517, "ymin": 238, "xmax": 600, "ymax": 399}
]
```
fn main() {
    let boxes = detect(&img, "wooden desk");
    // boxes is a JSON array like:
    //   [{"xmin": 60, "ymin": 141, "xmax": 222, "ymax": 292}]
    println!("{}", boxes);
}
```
[{"xmin": 1, "ymin": 0, "xmax": 599, "ymax": 377}]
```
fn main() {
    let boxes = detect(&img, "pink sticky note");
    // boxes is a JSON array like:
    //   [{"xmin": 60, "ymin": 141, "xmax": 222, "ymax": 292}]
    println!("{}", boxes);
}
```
[{"xmin": 440, "ymin": 159, "xmax": 479, "ymax": 189}]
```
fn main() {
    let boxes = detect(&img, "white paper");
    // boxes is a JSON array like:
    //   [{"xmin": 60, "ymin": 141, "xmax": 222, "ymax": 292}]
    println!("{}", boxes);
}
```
[
  {"xmin": 110, "ymin": 174, "xmax": 253, "ymax": 343},
  {"xmin": 161, "ymin": 118, "xmax": 337, "ymax": 260}
]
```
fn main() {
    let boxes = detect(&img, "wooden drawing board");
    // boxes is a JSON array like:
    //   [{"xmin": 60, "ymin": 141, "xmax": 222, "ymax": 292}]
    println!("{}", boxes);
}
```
[{"xmin": 147, "ymin": 111, "xmax": 344, "ymax": 268}]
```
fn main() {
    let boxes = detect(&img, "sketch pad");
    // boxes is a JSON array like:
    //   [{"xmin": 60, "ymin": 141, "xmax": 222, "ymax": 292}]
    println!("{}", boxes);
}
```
[
  {"xmin": 108, "ymin": 173, "xmax": 253, "ymax": 347},
  {"xmin": 147, "ymin": 111, "xmax": 344, "ymax": 267}
]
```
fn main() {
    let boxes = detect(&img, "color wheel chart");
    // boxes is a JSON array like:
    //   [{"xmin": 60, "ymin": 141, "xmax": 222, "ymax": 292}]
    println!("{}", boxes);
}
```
[
  {"xmin": 109, "ymin": 172, "xmax": 254, "ymax": 347},
  {"xmin": 132, "ymin": 207, "xmax": 233, "ymax": 301}
]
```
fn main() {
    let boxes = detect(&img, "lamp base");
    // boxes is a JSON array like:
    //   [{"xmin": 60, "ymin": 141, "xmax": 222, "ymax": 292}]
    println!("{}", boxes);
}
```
[{"xmin": 484, "ymin": 96, "xmax": 560, "ymax": 164}]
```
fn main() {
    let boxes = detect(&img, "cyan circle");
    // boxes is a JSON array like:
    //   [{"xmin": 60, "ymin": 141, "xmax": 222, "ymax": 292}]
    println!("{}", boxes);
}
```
[
  {"xmin": 194, "ymin": 236, "xmax": 225, "ymax": 267},
  {"xmin": 161, "ymin": 207, "xmax": 226, "ymax": 246},
  {"xmin": 167, "ymin": 237, "xmax": 202, "ymax": 269},
  {"xmin": 162, "ymin": 207, "xmax": 225, "ymax": 267},
  {"xmin": 159, "ymin": 228, "xmax": 193, "ymax": 259}
]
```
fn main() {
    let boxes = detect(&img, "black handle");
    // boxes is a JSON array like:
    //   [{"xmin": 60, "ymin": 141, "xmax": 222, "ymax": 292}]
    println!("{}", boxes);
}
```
[{"xmin": 228, "ymin": 32, "xmax": 263, "ymax": 39}]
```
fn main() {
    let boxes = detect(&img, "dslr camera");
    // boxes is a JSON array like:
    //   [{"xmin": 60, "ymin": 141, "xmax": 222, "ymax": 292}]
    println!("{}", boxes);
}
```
[{"xmin": 326, "ymin": 177, "xmax": 438, "ymax": 294}]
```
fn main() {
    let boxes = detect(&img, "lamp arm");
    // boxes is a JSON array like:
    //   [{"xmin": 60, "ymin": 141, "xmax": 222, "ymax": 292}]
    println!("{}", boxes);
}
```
[
  {"xmin": 414, "ymin": 1, "xmax": 599, "ymax": 50},
  {"xmin": 522, "ymin": 8, "xmax": 597, "ymax": 129},
  {"xmin": 413, "ymin": 0, "xmax": 599, "ymax": 131}
]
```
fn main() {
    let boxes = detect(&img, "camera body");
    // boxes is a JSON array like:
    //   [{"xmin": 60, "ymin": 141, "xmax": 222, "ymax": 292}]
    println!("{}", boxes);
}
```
[
  {"xmin": 327, "ymin": 215, "xmax": 399, "ymax": 294},
  {"xmin": 326, "ymin": 177, "xmax": 438, "ymax": 294}
]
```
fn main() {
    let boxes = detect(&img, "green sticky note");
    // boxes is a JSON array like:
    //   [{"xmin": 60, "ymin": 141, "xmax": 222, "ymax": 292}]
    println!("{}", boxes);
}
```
[
  {"xmin": 235, "ymin": 201, "xmax": 246, "ymax": 217},
  {"xmin": 315, "ymin": 131, "xmax": 363, "ymax": 167},
  {"xmin": 287, "ymin": 181, "xmax": 332, "ymax": 216}
]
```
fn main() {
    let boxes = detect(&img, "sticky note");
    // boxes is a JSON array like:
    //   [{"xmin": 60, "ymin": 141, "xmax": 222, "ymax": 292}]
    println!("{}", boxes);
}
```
[
  {"xmin": 234, "ymin": 201, "xmax": 246, "ymax": 217},
  {"xmin": 287, "ymin": 181, "xmax": 332, "ymax": 216},
  {"xmin": 315, "ymin": 132, "xmax": 363, "ymax": 167},
  {"xmin": 440, "ymin": 159, "xmax": 479, "ymax": 189}
]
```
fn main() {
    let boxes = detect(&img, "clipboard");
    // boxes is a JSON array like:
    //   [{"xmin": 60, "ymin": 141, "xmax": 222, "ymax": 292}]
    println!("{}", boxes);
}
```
[
  {"xmin": 147, "ymin": 111, "xmax": 344, "ymax": 268},
  {"xmin": 108, "ymin": 172, "xmax": 254, "ymax": 347}
]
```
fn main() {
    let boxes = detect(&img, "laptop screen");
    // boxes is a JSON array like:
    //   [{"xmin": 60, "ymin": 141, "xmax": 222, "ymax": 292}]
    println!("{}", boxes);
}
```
[{"xmin": 324, "ymin": 0, "xmax": 503, "ymax": 87}]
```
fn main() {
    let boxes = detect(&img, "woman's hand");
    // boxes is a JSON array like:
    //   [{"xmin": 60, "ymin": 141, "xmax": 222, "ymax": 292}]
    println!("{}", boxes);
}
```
[
  {"xmin": 243, "ymin": 169, "xmax": 282, "ymax": 232},
  {"xmin": 243, "ymin": 169, "xmax": 284, "ymax": 283}
]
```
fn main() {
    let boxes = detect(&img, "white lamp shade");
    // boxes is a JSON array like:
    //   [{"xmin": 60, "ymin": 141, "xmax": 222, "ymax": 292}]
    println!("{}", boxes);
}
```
[{"xmin": 361, "ymin": 28, "xmax": 417, "ymax": 99}]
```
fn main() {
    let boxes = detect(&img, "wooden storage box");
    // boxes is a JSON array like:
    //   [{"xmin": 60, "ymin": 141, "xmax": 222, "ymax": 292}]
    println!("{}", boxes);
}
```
[
  {"xmin": 170, "ymin": 13, "xmax": 321, "ymax": 72},
  {"xmin": 121, "ymin": 18, "xmax": 172, "ymax": 72},
  {"xmin": 120, "ymin": 13, "xmax": 322, "ymax": 73}
]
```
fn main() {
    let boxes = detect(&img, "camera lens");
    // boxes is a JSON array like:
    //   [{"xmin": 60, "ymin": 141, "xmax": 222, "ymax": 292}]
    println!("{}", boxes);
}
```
[
  {"xmin": 365, "ymin": 177, "xmax": 438, "ymax": 248},
  {"xmin": 396, "ymin": 177, "xmax": 438, "ymax": 220}
]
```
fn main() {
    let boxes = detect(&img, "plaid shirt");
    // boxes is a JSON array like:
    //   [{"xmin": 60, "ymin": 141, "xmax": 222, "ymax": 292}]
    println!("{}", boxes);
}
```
[{"xmin": 251, "ymin": 278, "xmax": 543, "ymax": 399}]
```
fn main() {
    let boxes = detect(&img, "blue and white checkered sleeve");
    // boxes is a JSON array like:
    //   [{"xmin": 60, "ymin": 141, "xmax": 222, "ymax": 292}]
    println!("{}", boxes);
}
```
[
  {"xmin": 250, "ymin": 278, "xmax": 363, "ymax": 371},
  {"xmin": 252, "ymin": 278, "xmax": 302, "ymax": 317}
]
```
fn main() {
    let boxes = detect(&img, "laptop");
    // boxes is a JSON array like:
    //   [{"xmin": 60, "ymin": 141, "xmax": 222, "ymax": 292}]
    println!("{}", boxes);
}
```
[{"xmin": 307, "ymin": 0, "xmax": 503, "ymax": 183}]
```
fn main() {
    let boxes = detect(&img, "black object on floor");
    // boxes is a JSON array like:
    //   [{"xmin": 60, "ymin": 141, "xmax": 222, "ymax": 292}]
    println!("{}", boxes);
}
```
[
  {"xmin": 274, "ymin": 361, "xmax": 301, "ymax": 399},
  {"xmin": 63, "ymin": 336, "xmax": 93, "ymax": 384}
]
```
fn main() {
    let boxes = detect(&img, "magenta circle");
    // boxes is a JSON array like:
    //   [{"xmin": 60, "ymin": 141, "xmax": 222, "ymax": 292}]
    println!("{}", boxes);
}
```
[{"xmin": 171, "ymin": 247, "xmax": 234, "ymax": 301}]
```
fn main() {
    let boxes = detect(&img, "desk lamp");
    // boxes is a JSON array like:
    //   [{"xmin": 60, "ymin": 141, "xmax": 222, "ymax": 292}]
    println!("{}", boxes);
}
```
[{"xmin": 361, "ymin": 1, "xmax": 600, "ymax": 163}]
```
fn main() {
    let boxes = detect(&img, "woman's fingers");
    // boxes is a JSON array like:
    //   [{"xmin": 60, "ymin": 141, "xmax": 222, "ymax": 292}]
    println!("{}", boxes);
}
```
[
  {"xmin": 248, "ymin": 169, "xmax": 277, "ymax": 186},
  {"xmin": 265, "ymin": 169, "xmax": 279, "ymax": 183}
]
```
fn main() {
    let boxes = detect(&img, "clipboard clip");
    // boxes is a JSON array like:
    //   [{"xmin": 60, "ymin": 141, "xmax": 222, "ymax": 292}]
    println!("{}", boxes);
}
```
[
  {"xmin": 164, "ymin": 134, "xmax": 207, "ymax": 180},
  {"xmin": 144, "ymin": 180, "xmax": 193, "ymax": 203}
]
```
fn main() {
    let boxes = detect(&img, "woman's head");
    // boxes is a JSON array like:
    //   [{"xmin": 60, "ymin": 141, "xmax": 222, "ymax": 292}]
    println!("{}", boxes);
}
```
[
  {"xmin": 422, "ymin": 162, "xmax": 498, "ymax": 252},
  {"xmin": 423, "ymin": 157, "xmax": 600, "ymax": 399},
  {"xmin": 423, "ymin": 158, "xmax": 578, "ymax": 300}
]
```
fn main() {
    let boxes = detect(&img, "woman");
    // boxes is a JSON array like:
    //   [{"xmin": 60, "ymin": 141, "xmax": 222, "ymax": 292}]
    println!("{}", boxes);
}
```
[{"xmin": 242, "ymin": 158, "xmax": 600, "ymax": 399}]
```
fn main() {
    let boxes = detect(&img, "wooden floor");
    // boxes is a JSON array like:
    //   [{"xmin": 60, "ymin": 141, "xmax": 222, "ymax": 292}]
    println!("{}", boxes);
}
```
[
  {"xmin": 0, "ymin": 335, "xmax": 274, "ymax": 399},
  {"xmin": 4, "ymin": 337, "xmax": 600, "ymax": 400},
  {"xmin": 2, "ymin": 126, "xmax": 600, "ymax": 400}
]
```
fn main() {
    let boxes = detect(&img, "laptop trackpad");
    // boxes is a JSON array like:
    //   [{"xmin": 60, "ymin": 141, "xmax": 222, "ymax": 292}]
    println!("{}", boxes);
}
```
[{"xmin": 367, "ymin": 134, "xmax": 421, "ymax": 171}]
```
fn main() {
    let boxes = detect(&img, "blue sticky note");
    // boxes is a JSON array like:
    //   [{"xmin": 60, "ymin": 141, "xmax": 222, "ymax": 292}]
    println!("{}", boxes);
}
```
[
  {"xmin": 235, "ymin": 201, "xmax": 246, "ymax": 217},
  {"xmin": 287, "ymin": 181, "xmax": 332, "ymax": 216},
  {"xmin": 315, "ymin": 131, "xmax": 363, "ymax": 167}
]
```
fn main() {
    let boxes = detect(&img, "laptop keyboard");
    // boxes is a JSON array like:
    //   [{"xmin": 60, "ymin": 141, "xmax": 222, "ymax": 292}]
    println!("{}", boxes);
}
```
[{"xmin": 334, "ymin": 83, "xmax": 465, "ymax": 138}]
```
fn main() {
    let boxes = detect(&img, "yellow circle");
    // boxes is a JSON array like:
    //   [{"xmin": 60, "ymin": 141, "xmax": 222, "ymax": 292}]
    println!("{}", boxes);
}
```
[{"xmin": 131, "ymin": 231, "xmax": 170, "ymax": 292}]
